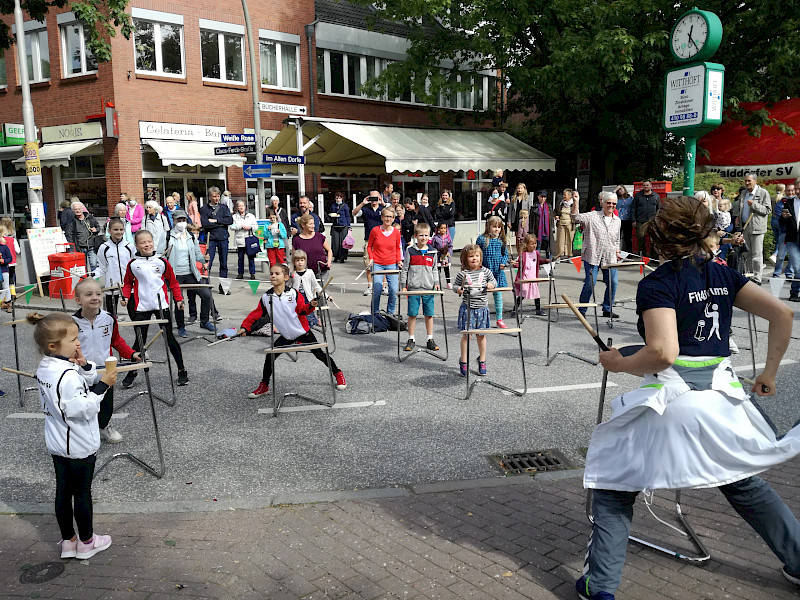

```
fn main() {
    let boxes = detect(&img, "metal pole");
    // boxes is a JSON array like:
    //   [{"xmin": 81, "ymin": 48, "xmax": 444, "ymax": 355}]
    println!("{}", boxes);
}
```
[
  {"xmin": 241, "ymin": 0, "xmax": 265, "ymax": 220},
  {"xmin": 296, "ymin": 120, "xmax": 306, "ymax": 196},
  {"xmin": 13, "ymin": 0, "xmax": 44, "ymax": 228},
  {"xmin": 684, "ymin": 136, "xmax": 697, "ymax": 196}
]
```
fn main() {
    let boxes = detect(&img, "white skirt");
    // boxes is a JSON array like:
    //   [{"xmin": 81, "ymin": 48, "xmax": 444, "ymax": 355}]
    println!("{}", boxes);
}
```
[{"xmin": 584, "ymin": 367, "xmax": 800, "ymax": 492}]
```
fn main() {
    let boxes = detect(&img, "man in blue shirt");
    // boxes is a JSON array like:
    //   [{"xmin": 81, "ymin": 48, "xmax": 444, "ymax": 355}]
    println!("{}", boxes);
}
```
[{"xmin": 290, "ymin": 195, "xmax": 323, "ymax": 235}]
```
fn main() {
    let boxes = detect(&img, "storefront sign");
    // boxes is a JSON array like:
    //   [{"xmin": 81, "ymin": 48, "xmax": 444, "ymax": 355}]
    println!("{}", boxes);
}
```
[
  {"xmin": 23, "ymin": 141, "xmax": 42, "ymax": 190},
  {"xmin": 105, "ymin": 107, "xmax": 119, "ymax": 139},
  {"xmin": 258, "ymin": 101, "xmax": 308, "ymax": 116},
  {"xmin": 41, "ymin": 122, "xmax": 103, "ymax": 144},
  {"xmin": 140, "ymin": 121, "xmax": 227, "ymax": 142},
  {"xmin": 2, "ymin": 123, "xmax": 26, "ymax": 146},
  {"xmin": 699, "ymin": 162, "xmax": 800, "ymax": 179}
]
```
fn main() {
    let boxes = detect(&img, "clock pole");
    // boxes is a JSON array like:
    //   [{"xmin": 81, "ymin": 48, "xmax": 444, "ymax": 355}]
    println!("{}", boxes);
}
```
[{"xmin": 684, "ymin": 137, "xmax": 696, "ymax": 196}]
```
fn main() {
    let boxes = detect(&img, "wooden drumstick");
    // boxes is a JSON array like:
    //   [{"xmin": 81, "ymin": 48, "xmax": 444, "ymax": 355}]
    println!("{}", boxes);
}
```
[
  {"xmin": 740, "ymin": 375, "xmax": 770, "ymax": 394},
  {"xmin": 560, "ymin": 294, "xmax": 610, "ymax": 351},
  {"xmin": 207, "ymin": 333, "xmax": 241, "ymax": 347},
  {"xmin": 2, "ymin": 367, "xmax": 36, "ymax": 379},
  {"xmin": 321, "ymin": 276, "xmax": 334, "ymax": 294},
  {"xmin": 143, "ymin": 329, "xmax": 163, "ymax": 351}
]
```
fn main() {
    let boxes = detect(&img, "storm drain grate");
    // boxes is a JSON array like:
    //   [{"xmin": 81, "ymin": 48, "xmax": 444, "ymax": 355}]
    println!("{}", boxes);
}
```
[
  {"xmin": 20, "ymin": 561, "xmax": 64, "ymax": 584},
  {"xmin": 489, "ymin": 449, "xmax": 573, "ymax": 476}
]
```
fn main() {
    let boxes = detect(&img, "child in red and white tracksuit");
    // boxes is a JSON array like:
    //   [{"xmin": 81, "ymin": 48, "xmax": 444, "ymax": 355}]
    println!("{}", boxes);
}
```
[{"xmin": 239, "ymin": 263, "xmax": 346, "ymax": 398}]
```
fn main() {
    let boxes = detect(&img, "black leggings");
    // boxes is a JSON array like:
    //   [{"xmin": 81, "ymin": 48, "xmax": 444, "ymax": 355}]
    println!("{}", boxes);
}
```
[
  {"xmin": 441, "ymin": 266, "xmax": 451, "ymax": 284},
  {"xmin": 99, "ymin": 386, "xmax": 113, "ymax": 430},
  {"xmin": 126, "ymin": 305, "xmax": 185, "ymax": 371},
  {"xmin": 53, "ymin": 453, "xmax": 96, "ymax": 542},
  {"xmin": 262, "ymin": 331, "xmax": 339, "ymax": 383}
]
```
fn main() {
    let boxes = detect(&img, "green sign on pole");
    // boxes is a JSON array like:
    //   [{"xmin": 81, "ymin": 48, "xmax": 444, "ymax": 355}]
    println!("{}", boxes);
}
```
[
  {"xmin": 1, "ymin": 123, "xmax": 26, "ymax": 146},
  {"xmin": 664, "ymin": 9, "xmax": 725, "ymax": 196}
]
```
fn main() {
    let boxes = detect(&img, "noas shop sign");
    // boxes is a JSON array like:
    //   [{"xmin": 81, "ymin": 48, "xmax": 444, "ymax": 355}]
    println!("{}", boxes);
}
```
[{"xmin": 41, "ymin": 122, "xmax": 103, "ymax": 144}]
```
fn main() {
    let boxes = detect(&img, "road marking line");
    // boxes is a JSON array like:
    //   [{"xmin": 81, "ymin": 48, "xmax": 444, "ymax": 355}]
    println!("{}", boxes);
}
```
[
  {"xmin": 258, "ymin": 400, "xmax": 387, "ymax": 414},
  {"xmin": 7, "ymin": 412, "xmax": 129, "ymax": 420},
  {"xmin": 735, "ymin": 359, "xmax": 797, "ymax": 370},
  {"xmin": 504, "ymin": 381, "xmax": 619, "ymax": 396}
]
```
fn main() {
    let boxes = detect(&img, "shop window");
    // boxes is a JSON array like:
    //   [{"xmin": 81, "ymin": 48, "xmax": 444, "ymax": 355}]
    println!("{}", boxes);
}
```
[
  {"xmin": 0, "ymin": 50, "xmax": 7, "ymax": 87},
  {"xmin": 133, "ymin": 12, "xmax": 185, "ymax": 77},
  {"xmin": 25, "ymin": 28, "xmax": 50, "ymax": 82},
  {"xmin": 201, "ymin": 28, "xmax": 244, "ymax": 84},
  {"xmin": 60, "ymin": 21, "xmax": 98, "ymax": 77},
  {"xmin": 259, "ymin": 38, "xmax": 299, "ymax": 90},
  {"xmin": 60, "ymin": 155, "xmax": 104, "ymax": 179}
]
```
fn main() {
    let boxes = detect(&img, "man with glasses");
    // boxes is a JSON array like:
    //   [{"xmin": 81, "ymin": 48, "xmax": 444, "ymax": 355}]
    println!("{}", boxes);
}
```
[{"xmin": 571, "ymin": 191, "xmax": 622, "ymax": 318}]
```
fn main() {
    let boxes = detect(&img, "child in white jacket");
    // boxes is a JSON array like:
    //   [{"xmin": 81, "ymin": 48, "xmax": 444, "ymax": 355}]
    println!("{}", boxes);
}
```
[{"xmin": 29, "ymin": 311, "xmax": 118, "ymax": 560}]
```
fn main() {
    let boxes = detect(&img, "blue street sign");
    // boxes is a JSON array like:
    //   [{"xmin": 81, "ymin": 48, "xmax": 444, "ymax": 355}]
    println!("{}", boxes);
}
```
[
  {"xmin": 243, "ymin": 164, "xmax": 272, "ymax": 179},
  {"xmin": 263, "ymin": 153, "xmax": 305, "ymax": 165},
  {"xmin": 222, "ymin": 133, "xmax": 256, "ymax": 143}
]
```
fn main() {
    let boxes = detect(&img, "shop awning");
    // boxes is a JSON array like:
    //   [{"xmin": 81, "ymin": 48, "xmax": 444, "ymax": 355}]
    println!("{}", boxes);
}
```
[
  {"xmin": 264, "ymin": 118, "xmax": 556, "ymax": 174},
  {"xmin": 698, "ymin": 98, "xmax": 800, "ymax": 182},
  {"xmin": 12, "ymin": 139, "xmax": 101, "ymax": 168},
  {"xmin": 144, "ymin": 140, "xmax": 247, "ymax": 168}
]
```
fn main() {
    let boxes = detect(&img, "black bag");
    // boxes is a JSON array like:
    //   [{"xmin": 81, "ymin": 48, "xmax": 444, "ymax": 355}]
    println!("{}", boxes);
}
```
[
  {"xmin": 727, "ymin": 242, "xmax": 748, "ymax": 275},
  {"xmin": 346, "ymin": 312, "xmax": 389, "ymax": 334},
  {"xmin": 244, "ymin": 235, "xmax": 261, "ymax": 257},
  {"xmin": 382, "ymin": 310, "xmax": 407, "ymax": 331}
]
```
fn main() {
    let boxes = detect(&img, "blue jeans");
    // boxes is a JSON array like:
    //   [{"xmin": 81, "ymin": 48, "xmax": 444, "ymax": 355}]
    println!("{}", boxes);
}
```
[
  {"xmin": 774, "ymin": 231, "xmax": 794, "ymax": 278},
  {"xmin": 237, "ymin": 247, "xmax": 255, "ymax": 276},
  {"xmin": 448, "ymin": 226, "xmax": 456, "ymax": 244},
  {"xmin": 584, "ymin": 476, "xmax": 800, "ymax": 595},
  {"xmin": 786, "ymin": 242, "xmax": 800, "ymax": 296},
  {"xmin": 579, "ymin": 262, "xmax": 617, "ymax": 313},
  {"xmin": 372, "ymin": 262, "xmax": 398, "ymax": 315},
  {"xmin": 81, "ymin": 248, "xmax": 98, "ymax": 274},
  {"xmin": 207, "ymin": 238, "xmax": 229, "ymax": 278}
]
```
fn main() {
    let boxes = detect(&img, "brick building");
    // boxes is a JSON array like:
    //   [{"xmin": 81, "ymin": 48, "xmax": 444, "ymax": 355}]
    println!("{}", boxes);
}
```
[{"xmin": 0, "ymin": 0, "xmax": 553, "ymax": 243}]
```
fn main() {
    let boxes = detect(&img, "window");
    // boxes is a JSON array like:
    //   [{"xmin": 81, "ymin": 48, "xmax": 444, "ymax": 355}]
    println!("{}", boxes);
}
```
[
  {"xmin": 316, "ymin": 49, "xmax": 325, "ymax": 93},
  {"xmin": 132, "ymin": 10, "xmax": 184, "ymax": 77},
  {"xmin": 0, "ymin": 50, "xmax": 6, "ymax": 87},
  {"xmin": 25, "ymin": 28, "xmax": 50, "ymax": 82},
  {"xmin": 60, "ymin": 22, "xmax": 98, "ymax": 76},
  {"xmin": 201, "ymin": 30, "xmax": 244, "ymax": 83},
  {"xmin": 259, "ymin": 37, "xmax": 300, "ymax": 90}
]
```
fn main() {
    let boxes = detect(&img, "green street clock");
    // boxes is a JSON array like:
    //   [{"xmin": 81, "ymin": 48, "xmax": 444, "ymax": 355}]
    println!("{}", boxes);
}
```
[{"xmin": 670, "ymin": 8, "xmax": 723, "ymax": 63}]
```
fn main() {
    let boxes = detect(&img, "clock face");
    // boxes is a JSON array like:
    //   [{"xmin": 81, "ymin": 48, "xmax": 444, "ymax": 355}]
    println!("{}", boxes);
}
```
[{"xmin": 672, "ymin": 13, "xmax": 709, "ymax": 60}]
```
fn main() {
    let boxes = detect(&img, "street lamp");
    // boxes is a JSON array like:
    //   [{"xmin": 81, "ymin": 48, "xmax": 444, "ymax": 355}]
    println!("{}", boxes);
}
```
[{"xmin": 241, "ymin": 0, "xmax": 265, "ymax": 219}]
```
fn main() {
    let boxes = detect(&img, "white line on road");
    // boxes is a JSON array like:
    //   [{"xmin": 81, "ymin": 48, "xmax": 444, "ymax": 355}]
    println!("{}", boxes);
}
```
[
  {"xmin": 735, "ymin": 359, "xmax": 797, "ymax": 371},
  {"xmin": 6, "ymin": 413, "xmax": 129, "ymax": 420},
  {"xmin": 258, "ymin": 400, "xmax": 387, "ymax": 414},
  {"xmin": 504, "ymin": 382, "xmax": 619, "ymax": 396}
]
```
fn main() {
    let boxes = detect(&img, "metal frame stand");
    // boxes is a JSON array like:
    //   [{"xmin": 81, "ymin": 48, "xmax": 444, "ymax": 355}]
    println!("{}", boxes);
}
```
[
  {"xmin": 174, "ymin": 283, "xmax": 218, "ymax": 345},
  {"xmin": 3, "ymin": 302, "xmax": 36, "ymax": 406},
  {"xmin": 585, "ymin": 340, "xmax": 711, "ymax": 563},
  {"xmin": 314, "ymin": 263, "xmax": 336, "ymax": 354},
  {"xmin": 115, "ymin": 311, "xmax": 177, "ymax": 409},
  {"xmin": 94, "ymin": 360, "xmax": 166, "ymax": 479},
  {"xmin": 509, "ymin": 256, "xmax": 550, "ymax": 325},
  {"xmin": 462, "ymin": 285, "xmax": 527, "ymax": 400},
  {"xmin": 264, "ymin": 293, "xmax": 337, "ymax": 418},
  {"xmin": 397, "ymin": 289, "xmax": 448, "ymax": 363},
  {"xmin": 598, "ymin": 260, "xmax": 646, "ymax": 329},
  {"xmin": 367, "ymin": 268, "xmax": 400, "ymax": 334},
  {"xmin": 747, "ymin": 311, "xmax": 758, "ymax": 378}
]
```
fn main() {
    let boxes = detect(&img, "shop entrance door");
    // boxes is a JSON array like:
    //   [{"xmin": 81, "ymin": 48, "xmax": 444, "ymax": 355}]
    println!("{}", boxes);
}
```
[
  {"xmin": 392, "ymin": 175, "xmax": 440, "ymax": 204},
  {"xmin": 1, "ymin": 179, "xmax": 29, "ymax": 237}
]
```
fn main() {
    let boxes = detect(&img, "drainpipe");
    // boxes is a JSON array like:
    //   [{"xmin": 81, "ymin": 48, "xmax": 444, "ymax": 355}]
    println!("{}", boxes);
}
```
[{"xmin": 305, "ymin": 20, "xmax": 318, "ymax": 117}]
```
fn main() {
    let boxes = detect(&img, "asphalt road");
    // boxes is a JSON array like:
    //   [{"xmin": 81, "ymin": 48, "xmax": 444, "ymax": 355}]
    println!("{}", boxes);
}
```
[{"xmin": 2, "ymin": 256, "xmax": 799, "ymax": 512}]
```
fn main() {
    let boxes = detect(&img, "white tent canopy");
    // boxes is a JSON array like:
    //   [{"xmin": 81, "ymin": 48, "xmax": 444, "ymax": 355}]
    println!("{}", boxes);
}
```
[
  {"xmin": 264, "ymin": 118, "xmax": 555, "ymax": 175},
  {"xmin": 143, "ymin": 140, "xmax": 246, "ymax": 168},
  {"xmin": 12, "ymin": 140, "xmax": 101, "ymax": 168}
]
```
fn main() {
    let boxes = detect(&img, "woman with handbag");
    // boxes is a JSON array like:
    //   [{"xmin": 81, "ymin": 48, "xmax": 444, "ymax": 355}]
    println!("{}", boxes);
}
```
[
  {"xmin": 329, "ymin": 192, "xmax": 352, "ymax": 263},
  {"xmin": 231, "ymin": 200, "xmax": 259, "ymax": 280}
]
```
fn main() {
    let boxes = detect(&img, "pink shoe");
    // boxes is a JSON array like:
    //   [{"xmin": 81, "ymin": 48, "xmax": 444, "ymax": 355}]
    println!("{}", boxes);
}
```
[
  {"xmin": 76, "ymin": 534, "xmax": 112, "ymax": 559},
  {"xmin": 496, "ymin": 319, "xmax": 508, "ymax": 329},
  {"xmin": 59, "ymin": 538, "xmax": 77, "ymax": 559}
]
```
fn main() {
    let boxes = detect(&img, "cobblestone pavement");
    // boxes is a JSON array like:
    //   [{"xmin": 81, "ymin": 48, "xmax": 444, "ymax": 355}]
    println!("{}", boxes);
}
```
[{"xmin": 3, "ymin": 461, "xmax": 800, "ymax": 599}]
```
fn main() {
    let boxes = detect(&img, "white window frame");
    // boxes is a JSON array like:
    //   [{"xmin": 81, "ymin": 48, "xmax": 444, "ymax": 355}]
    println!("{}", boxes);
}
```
[
  {"xmin": 58, "ymin": 18, "xmax": 98, "ymax": 78},
  {"xmin": 199, "ymin": 20, "xmax": 246, "ymax": 85},
  {"xmin": 25, "ymin": 27, "xmax": 50, "ymax": 83},
  {"xmin": 132, "ymin": 8, "xmax": 185, "ymax": 78},
  {"xmin": 258, "ymin": 29, "xmax": 301, "ymax": 91}
]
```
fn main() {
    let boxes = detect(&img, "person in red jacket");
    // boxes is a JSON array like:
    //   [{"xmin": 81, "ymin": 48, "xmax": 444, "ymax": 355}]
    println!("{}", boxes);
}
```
[
  {"xmin": 120, "ymin": 230, "xmax": 188, "ymax": 387},
  {"xmin": 366, "ymin": 207, "xmax": 402, "ymax": 315},
  {"xmin": 238, "ymin": 263, "xmax": 346, "ymax": 398}
]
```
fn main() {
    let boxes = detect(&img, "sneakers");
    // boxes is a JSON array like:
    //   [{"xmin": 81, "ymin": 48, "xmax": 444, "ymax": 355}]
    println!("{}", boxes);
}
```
[
  {"xmin": 335, "ymin": 371, "xmax": 347, "ymax": 390},
  {"xmin": 749, "ymin": 277, "xmax": 762, "ymax": 286},
  {"xmin": 496, "ymin": 319, "xmax": 508, "ymax": 329},
  {"xmin": 100, "ymin": 426, "xmax": 123, "ymax": 444},
  {"xmin": 121, "ymin": 371, "xmax": 137, "ymax": 389},
  {"xmin": 177, "ymin": 370, "xmax": 189, "ymax": 386},
  {"xmin": 382, "ymin": 286, "xmax": 389, "ymax": 296},
  {"xmin": 478, "ymin": 360, "xmax": 487, "ymax": 375},
  {"xmin": 404, "ymin": 339, "xmax": 416, "ymax": 351},
  {"xmin": 76, "ymin": 534, "xmax": 112, "ymax": 560},
  {"xmin": 362, "ymin": 287, "xmax": 372, "ymax": 296},
  {"xmin": 459, "ymin": 360, "xmax": 468, "ymax": 377},
  {"xmin": 59, "ymin": 538, "xmax": 77, "ymax": 559},
  {"xmin": 426, "ymin": 339, "xmax": 439, "ymax": 351},
  {"xmin": 602, "ymin": 311, "xmax": 620, "ymax": 319},
  {"xmin": 200, "ymin": 322, "xmax": 215, "ymax": 332},
  {"xmin": 186, "ymin": 316, "xmax": 197, "ymax": 325},
  {"xmin": 783, "ymin": 566, "xmax": 800, "ymax": 585},
  {"xmin": 177, "ymin": 328, "xmax": 188, "ymax": 338},
  {"xmin": 218, "ymin": 284, "xmax": 231, "ymax": 295},
  {"xmin": 575, "ymin": 577, "xmax": 615, "ymax": 600},
  {"xmin": 235, "ymin": 274, "xmax": 244, "ymax": 280},
  {"xmin": 248, "ymin": 382, "xmax": 270, "ymax": 398},
  {"xmin": 535, "ymin": 309, "xmax": 547, "ymax": 316},
  {"xmin": 447, "ymin": 283, "xmax": 453, "ymax": 290},
  {"xmin": 250, "ymin": 275, "xmax": 256, "ymax": 280},
  {"xmin": 789, "ymin": 294, "xmax": 800, "ymax": 303}
]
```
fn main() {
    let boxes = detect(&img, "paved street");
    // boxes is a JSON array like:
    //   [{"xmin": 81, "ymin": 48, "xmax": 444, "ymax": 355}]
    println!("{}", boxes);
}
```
[{"xmin": 2, "ymin": 256, "xmax": 800, "ymax": 598}]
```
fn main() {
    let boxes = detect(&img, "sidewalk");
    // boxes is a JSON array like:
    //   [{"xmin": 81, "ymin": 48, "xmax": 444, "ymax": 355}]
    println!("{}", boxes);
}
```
[{"xmin": 3, "ymin": 461, "xmax": 800, "ymax": 600}]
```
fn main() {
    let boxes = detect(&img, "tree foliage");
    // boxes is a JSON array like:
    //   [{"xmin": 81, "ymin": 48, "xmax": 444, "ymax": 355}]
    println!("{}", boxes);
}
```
[
  {"xmin": 0, "ymin": 0, "xmax": 131, "ymax": 63},
  {"xmin": 357, "ymin": 0, "xmax": 800, "ymax": 181}
]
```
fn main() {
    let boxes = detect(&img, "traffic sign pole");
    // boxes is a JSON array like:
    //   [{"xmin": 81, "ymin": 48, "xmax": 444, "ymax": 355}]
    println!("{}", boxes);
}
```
[{"xmin": 241, "ymin": 0, "xmax": 265, "ymax": 219}]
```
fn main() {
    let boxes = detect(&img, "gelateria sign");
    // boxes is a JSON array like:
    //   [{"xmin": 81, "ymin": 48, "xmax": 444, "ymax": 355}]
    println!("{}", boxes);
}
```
[
  {"xmin": 139, "ymin": 121, "xmax": 226, "ymax": 142},
  {"xmin": 699, "ymin": 162, "xmax": 800, "ymax": 179},
  {"xmin": 41, "ymin": 122, "xmax": 103, "ymax": 144}
]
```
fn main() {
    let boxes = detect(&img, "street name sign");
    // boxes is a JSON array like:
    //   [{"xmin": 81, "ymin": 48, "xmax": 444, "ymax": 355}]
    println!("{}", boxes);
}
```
[
  {"xmin": 221, "ymin": 133, "xmax": 256, "ymax": 143},
  {"xmin": 263, "ymin": 154, "xmax": 305, "ymax": 164},
  {"xmin": 243, "ymin": 164, "xmax": 273, "ymax": 179},
  {"xmin": 214, "ymin": 145, "xmax": 256, "ymax": 155}
]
